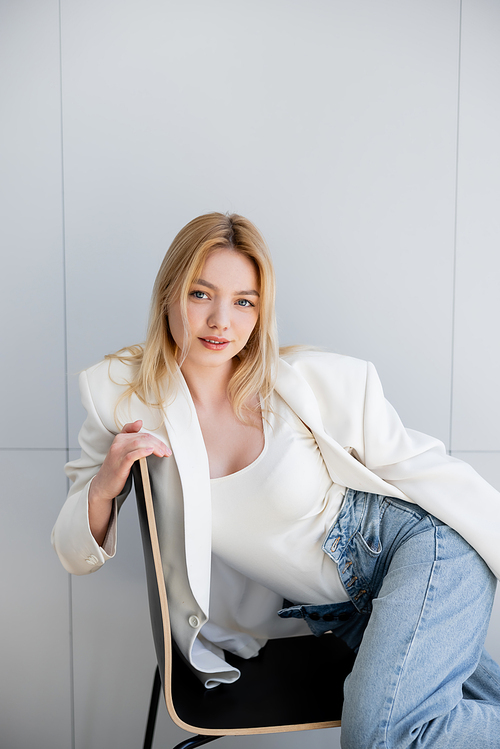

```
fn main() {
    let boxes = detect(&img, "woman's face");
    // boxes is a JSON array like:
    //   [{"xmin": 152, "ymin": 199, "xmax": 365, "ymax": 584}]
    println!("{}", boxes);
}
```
[{"xmin": 168, "ymin": 247, "xmax": 260, "ymax": 375}]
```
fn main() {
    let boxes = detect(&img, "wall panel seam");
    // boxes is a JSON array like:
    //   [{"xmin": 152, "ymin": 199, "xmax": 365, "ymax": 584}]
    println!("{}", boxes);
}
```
[
  {"xmin": 448, "ymin": 0, "xmax": 463, "ymax": 455},
  {"xmin": 58, "ymin": 1, "xmax": 75, "ymax": 748},
  {"xmin": 0, "ymin": 447, "xmax": 68, "ymax": 451},
  {"xmin": 450, "ymin": 450, "xmax": 500, "ymax": 454}
]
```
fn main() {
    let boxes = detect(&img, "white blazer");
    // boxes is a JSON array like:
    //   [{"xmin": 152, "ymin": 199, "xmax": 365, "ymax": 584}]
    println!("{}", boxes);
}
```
[{"xmin": 52, "ymin": 350, "xmax": 500, "ymax": 687}]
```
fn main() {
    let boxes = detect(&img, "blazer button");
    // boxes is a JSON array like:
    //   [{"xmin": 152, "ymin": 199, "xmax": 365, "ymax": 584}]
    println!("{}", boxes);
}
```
[
  {"xmin": 85, "ymin": 555, "xmax": 98, "ymax": 565},
  {"xmin": 188, "ymin": 615, "xmax": 200, "ymax": 628}
]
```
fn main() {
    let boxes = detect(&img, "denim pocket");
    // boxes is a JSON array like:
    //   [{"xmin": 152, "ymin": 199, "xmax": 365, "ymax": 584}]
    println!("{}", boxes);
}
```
[
  {"xmin": 355, "ymin": 529, "xmax": 382, "ymax": 556},
  {"xmin": 354, "ymin": 493, "xmax": 384, "ymax": 556}
]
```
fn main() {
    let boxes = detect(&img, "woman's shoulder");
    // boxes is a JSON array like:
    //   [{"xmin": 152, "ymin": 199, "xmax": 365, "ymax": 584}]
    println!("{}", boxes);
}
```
[
  {"xmin": 86, "ymin": 345, "xmax": 144, "ymax": 380},
  {"xmin": 79, "ymin": 349, "xmax": 144, "ymax": 425},
  {"xmin": 279, "ymin": 346, "xmax": 368, "ymax": 377},
  {"xmin": 78, "ymin": 347, "xmax": 165, "ymax": 431},
  {"xmin": 84, "ymin": 348, "xmax": 140, "ymax": 389},
  {"xmin": 276, "ymin": 348, "xmax": 370, "ymax": 426}
]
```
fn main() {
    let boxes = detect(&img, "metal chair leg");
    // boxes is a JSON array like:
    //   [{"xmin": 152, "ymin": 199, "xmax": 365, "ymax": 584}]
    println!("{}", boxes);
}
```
[
  {"xmin": 143, "ymin": 666, "xmax": 162, "ymax": 749},
  {"xmin": 142, "ymin": 665, "xmax": 222, "ymax": 749},
  {"xmin": 172, "ymin": 736, "xmax": 221, "ymax": 749}
]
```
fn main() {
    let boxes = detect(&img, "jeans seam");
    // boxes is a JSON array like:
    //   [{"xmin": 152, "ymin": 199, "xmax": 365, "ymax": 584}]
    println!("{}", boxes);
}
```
[
  {"xmin": 476, "ymin": 661, "xmax": 500, "ymax": 694},
  {"xmin": 381, "ymin": 496, "xmax": 429, "ymax": 522},
  {"xmin": 382, "ymin": 527, "xmax": 439, "ymax": 749}
]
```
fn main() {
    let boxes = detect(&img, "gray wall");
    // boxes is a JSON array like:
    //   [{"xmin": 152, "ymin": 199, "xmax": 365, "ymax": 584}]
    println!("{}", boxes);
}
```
[{"xmin": 1, "ymin": 1, "xmax": 499, "ymax": 748}]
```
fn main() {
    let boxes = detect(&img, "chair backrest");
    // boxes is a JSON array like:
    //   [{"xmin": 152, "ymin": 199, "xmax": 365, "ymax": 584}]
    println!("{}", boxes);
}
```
[{"xmin": 133, "ymin": 456, "xmax": 356, "ymax": 738}]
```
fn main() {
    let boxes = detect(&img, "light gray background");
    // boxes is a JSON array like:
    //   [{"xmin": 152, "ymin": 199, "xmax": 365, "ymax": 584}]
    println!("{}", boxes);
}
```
[{"xmin": 1, "ymin": 1, "xmax": 499, "ymax": 748}]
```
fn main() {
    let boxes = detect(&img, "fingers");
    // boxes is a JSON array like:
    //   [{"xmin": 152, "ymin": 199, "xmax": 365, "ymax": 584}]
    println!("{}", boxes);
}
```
[
  {"xmin": 119, "ymin": 421, "xmax": 171, "ymax": 457},
  {"xmin": 128, "ymin": 435, "xmax": 171, "ymax": 459},
  {"xmin": 121, "ymin": 420, "xmax": 143, "ymax": 433},
  {"xmin": 91, "ymin": 429, "xmax": 172, "ymax": 505},
  {"xmin": 123, "ymin": 446, "xmax": 168, "ymax": 465}
]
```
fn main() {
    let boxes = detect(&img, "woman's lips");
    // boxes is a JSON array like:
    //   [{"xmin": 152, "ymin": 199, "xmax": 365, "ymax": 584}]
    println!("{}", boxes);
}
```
[{"xmin": 199, "ymin": 337, "xmax": 231, "ymax": 350}]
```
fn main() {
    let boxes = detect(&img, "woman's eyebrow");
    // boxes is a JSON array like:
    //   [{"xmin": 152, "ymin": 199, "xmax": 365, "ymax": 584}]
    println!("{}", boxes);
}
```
[
  {"xmin": 237, "ymin": 289, "xmax": 260, "ymax": 296},
  {"xmin": 193, "ymin": 278, "xmax": 260, "ymax": 296}
]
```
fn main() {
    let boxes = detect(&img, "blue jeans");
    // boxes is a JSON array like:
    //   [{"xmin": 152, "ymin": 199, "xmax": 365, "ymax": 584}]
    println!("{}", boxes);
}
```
[{"xmin": 278, "ymin": 489, "xmax": 500, "ymax": 748}]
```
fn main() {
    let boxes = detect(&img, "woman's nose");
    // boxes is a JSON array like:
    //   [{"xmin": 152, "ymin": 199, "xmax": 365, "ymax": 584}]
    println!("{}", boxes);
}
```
[{"xmin": 208, "ymin": 302, "xmax": 230, "ymax": 330}]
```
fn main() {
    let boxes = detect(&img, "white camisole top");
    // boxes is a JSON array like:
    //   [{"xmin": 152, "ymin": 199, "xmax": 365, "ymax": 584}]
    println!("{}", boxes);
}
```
[{"xmin": 210, "ymin": 392, "xmax": 350, "ymax": 605}]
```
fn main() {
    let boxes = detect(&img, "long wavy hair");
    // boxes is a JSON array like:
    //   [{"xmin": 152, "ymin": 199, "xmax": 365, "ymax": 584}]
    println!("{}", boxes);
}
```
[{"xmin": 106, "ymin": 212, "xmax": 279, "ymax": 424}]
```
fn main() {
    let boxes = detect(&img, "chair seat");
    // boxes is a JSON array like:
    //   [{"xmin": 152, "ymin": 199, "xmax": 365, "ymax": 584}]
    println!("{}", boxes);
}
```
[{"xmin": 171, "ymin": 633, "xmax": 356, "ymax": 731}]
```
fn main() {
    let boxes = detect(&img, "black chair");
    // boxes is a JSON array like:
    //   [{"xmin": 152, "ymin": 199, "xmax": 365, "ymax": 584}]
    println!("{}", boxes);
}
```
[{"xmin": 133, "ymin": 458, "xmax": 356, "ymax": 749}]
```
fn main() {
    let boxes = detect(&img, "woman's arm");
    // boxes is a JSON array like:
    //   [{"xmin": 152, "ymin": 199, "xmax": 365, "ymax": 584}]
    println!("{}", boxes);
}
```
[
  {"xmin": 88, "ymin": 419, "xmax": 170, "ymax": 545},
  {"xmin": 362, "ymin": 361, "xmax": 500, "ymax": 579},
  {"xmin": 52, "ymin": 367, "xmax": 170, "ymax": 573}
]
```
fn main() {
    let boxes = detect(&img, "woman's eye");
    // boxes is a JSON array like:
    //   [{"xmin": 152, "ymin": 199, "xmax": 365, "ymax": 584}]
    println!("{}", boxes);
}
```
[
  {"xmin": 236, "ymin": 299, "xmax": 254, "ymax": 308},
  {"xmin": 191, "ymin": 290, "xmax": 208, "ymax": 299}
]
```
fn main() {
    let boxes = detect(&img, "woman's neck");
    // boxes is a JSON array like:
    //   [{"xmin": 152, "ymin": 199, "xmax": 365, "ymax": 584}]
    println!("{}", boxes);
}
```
[{"xmin": 180, "ymin": 358, "xmax": 235, "ymax": 409}]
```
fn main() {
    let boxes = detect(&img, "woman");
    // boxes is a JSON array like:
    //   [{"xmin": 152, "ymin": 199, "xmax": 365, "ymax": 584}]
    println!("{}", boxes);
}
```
[{"xmin": 53, "ymin": 212, "xmax": 500, "ymax": 748}]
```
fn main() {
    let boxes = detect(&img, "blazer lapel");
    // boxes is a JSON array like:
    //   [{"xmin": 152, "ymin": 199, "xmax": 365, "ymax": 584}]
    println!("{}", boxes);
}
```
[
  {"xmin": 160, "ymin": 372, "xmax": 212, "ymax": 616},
  {"xmin": 275, "ymin": 359, "xmax": 407, "ymax": 500}
]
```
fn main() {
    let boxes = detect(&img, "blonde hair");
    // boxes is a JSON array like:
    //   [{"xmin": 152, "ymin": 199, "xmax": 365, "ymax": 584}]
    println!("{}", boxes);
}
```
[{"xmin": 107, "ymin": 212, "xmax": 279, "ymax": 423}]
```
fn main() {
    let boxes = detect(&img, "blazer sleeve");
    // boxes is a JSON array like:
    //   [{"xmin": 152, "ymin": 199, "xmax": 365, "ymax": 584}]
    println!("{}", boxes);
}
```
[
  {"xmin": 363, "ymin": 361, "xmax": 500, "ymax": 579},
  {"xmin": 51, "ymin": 369, "xmax": 132, "ymax": 575}
]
